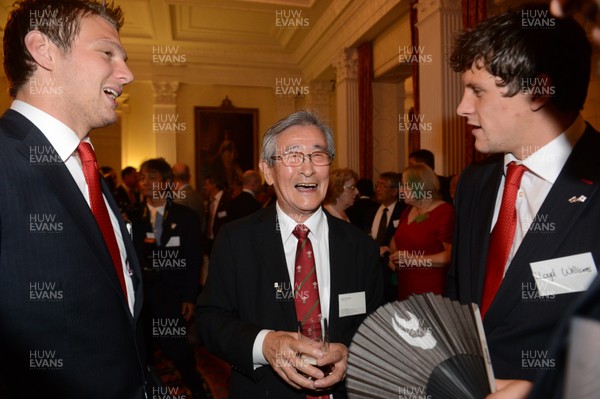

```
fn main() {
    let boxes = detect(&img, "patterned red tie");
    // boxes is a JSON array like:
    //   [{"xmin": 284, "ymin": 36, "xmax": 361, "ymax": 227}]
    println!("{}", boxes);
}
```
[
  {"xmin": 293, "ymin": 224, "xmax": 327, "ymax": 399},
  {"xmin": 77, "ymin": 142, "xmax": 128, "ymax": 299},
  {"xmin": 481, "ymin": 162, "xmax": 527, "ymax": 317}
]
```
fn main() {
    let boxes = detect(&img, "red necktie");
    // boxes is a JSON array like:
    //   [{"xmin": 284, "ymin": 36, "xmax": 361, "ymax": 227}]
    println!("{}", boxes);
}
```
[
  {"xmin": 293, "ymin": 224, "xmax": 321, "ymax": 328},
  {"xmin": 481, "ymin": 162, "xmax": 527, "ymax": 317},
  {"xmin": 293, "ymin": 225, "xmax": 327, "ymax": 399},
  {"xmin": 77, "ymin": 142, "xmax": 128, "ymax": 299}
]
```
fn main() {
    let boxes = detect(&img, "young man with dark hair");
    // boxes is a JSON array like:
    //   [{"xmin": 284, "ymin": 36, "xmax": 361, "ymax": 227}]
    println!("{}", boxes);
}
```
[
  {"xmin": 0, "ymin": 0, "xmax": 149, "ymax": 397},
  {"xmin": 446, "ymin": 4, "xmax": 598, "ymax": 397}
]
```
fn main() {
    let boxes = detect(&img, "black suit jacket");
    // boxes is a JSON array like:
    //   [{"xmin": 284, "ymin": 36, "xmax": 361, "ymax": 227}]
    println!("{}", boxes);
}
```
[
  {"xmin": 0, "ymin": 110, "xmax": 147, "ymax": 398},
  {"xmin": 131, "ymin": 200, "xmax": 202, "ymax": 304},
  {"xmin": 227, "ymin": 190, "xmax": 261, "ymax": 221},
  {"xmin": 346, "ymin": 197, "xmax": 379, "ymax": 231},
  {"xmin": 196, "ymin": 205, "xmax": 383, "ymax": 399},
  {"xmin": 365, "ymin": 200, "xmax": 405, "ymax": 246},
  {"xmin": 530, "ymin": 272, "xmax": 600, "ymax": 398},
  {"xmin": 115, "ymin": 184, "xmax": 141, "ymax": 220},
  {"xmin": 445, "ymin": 124, "xmax": 600, "ymax": 381}
]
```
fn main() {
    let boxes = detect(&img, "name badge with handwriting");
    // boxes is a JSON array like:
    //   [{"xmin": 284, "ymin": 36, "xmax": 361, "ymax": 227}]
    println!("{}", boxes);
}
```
[
  {"xmin": 530, "ymin": 252, "xmax": 597, "ymax": 297},
  {"xmin": 339, "ymin": 291, "xmax": 366, "ymax": 318}
]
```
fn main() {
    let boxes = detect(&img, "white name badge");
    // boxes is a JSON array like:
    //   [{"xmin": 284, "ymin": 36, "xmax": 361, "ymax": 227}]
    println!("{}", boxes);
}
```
[
  {"xmin": 165, "ymin": 236, "xmax": 181, "ymax": 247},
  {"xmin": 339, "ymin": 291, "xmax": 366, "ymax": 318},
  {"xmin": 530, "ymin": 252, "xmax": 597, "ymax": 297},
  {"xmin": 393, "ymin": 219, "xmax": 400, "ymax": 228}
]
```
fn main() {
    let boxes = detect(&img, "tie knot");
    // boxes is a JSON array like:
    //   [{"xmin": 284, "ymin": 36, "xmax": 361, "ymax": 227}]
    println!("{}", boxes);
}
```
[
  {"xmin": 293, "ymin": 224, "xmax": 310, "ymax": 239},
  {"xmin": 383, "ymin": 207, "xmax": 388, "ymax": 214},
  {"xmin": 506, "ymin": 162, "xmax": 527, "ymax": 187},
  {"xmin": 77, "ymin": 142, "xmax": 97, "ymax": 164}
]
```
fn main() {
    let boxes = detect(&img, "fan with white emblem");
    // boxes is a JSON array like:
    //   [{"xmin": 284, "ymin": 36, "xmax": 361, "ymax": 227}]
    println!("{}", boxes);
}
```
[{"xmin": 347, "ymin": 293, "xmax": 495, "ymax": 399}]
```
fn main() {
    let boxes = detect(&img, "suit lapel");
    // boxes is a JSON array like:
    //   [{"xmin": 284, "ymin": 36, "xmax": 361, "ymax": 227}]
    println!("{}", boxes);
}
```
[
  {"xmin": 471, "ymin": 160, "xmax": 504, "ymax": 302},
  {"xmin": 384, "ymin": 200, "xmax": 404, "ymax": 244},
  {"xmin": 14, "ymin": 120, "xmax": 135, "ymax": 318},
  {"xmin": 159, "ymin": 201, "xmax": 174, "ymax": 248},
  {"xmin": 489, "ymin": 127, "xmax": 600, "ymax": 322},
  {"xmin": 327, "ymin": 212, "xmax": 354, "ymax": 341},
  {"xmin": 104, "ymin": 178, "xmax": 144, "ymax": 319},
  {"xmin": 255, "ymin": 206, "xmax": 298, "ymax": 330}
]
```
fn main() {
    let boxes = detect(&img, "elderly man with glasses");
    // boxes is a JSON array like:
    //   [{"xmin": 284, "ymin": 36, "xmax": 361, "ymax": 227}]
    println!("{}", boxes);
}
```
[{"xmin": 196, "ymin": 110, "xmax": 383, "ymax": 399}]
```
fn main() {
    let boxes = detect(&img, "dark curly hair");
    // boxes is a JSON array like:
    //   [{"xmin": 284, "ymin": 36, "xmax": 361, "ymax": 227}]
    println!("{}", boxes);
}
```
[{"xmin": 449, "ymin": 3, "xmax": 591, "ymax": 111}]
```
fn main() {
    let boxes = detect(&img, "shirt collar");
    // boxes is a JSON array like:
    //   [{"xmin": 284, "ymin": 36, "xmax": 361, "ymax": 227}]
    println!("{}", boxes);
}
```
[
  {"xmin": 380, "ymin": 201, "xmax": 396, "ymax": 215},
  {"xmin": 242, "ymin": 188, "xmax": 255, "ymax": 197},
  {"xmin": 11, "ymin": 100, "xmax": 83, "ymax": 162},
  {"xmin": 213, "ymin": 190, "xmax": 224, "ymax": 202},
  {"xmin": 504, "ymin": 114, "xmax": 585, "ymax": 183},
  {"xmin": 276, "ymin": 203, "xmax": 326, "ymax": 246}
]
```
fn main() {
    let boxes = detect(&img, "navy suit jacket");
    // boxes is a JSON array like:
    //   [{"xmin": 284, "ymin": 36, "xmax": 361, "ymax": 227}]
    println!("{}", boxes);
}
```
[
  {"xmin": 131, "ymin": 200, "xmax": 202, "ymax": 304},
  {"xmin": 0, "ymin": 110, "xmax": 147, "ymax": 398},
  {"xmin": 196, "ymin": 205, "xmax": 383, "ymax": 399},
  {"xmin": 446, "ymin": 124, "xmax": 600, "ymax": 381},
  {"xmin": 227, "ymin": 190, "xmax": 261, "ymax": 221}
]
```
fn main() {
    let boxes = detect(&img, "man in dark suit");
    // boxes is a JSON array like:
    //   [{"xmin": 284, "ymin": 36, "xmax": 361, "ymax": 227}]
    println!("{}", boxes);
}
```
[
  {"xmin": 131, "ymin": 158, "xmax": 205, "ymax": 399},
  {"xmin": 366, "ymin": 171, "xmax": 406, "ymax": 302},
  {"xmin": 346, "ymin": 178, "xmax": 378, "ymax": 231},
  {"xmin": 172, "ymin": 162, "xmax": 205, "ymax": 230},
  {"xmin": 196, "ymin": 110, "xmax": 383, "ymax": 398},
  {"xmin": 115, "ymin": 166, "xmax": 140, "ymax": 220},
  {"xmin": 445, "ymin": 5, "xmax": 597, "ymax": 398},
  {"xmin": 115, "ymin": 166, "xmax": 141, "ymax": 220},
  {"xmin": 0, "ymin": 1, "xmax": 149, "ymax": 398},
  {"xmin": 227, "ymin": 169, "xmax": 262, "ymax": 221},
  {"xmin": 203, "ymin": 174, "xmax": 231, "ymax": 256}
]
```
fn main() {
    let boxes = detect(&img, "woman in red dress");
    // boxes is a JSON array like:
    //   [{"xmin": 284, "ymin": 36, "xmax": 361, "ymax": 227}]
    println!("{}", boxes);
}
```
[{"xmin": 389, "ymin": 164, "xmax": 454, "ymax": 300}]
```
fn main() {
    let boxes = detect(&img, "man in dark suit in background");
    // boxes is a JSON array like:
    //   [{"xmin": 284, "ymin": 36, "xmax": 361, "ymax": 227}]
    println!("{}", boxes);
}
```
[
  {"xmin": 172, "ymin": 162, "xmax": 205, "ymax": 231},
  {"xmin": 445, "ymin": 5, "xmax": 599, "ymax": 398},
  {"xmin": 131, "ymin": 158, "xmax": 205, "ymax": 399},
  {"xmin": 227, "ymin": 169, "xmax": 262, "ymax": 221},
  {"xmin": 196, "ymin": 110, "xmax": 383, "ymax": 398},
  {"xmin": 346, "ymin": 177, "xmax": 378, "ymax": 231},
  {"xmin": 115, "ymin": 166, "xmax": 140, "ymax": 219},
  {"xmin": 0, "ymin": 1, "xmax": 149, "ymax": 397},
  {"xmin": 366, "ymin": 171, "xmax": 406, "ymax": 302},
  {"xmin": 203, "ymin": 174, "xmax": 231, "ymax": 256}
]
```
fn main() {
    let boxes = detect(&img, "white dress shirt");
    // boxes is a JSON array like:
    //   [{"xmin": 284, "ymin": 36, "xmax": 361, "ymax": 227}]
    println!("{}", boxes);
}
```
[
  {"xmin": 492, "ymin": 115, "xmax": 586, "ymax": 276},
  {"xmin": 11, "ymin": 100, "xmax": 135, "ymax": 314},
  {"xmin": 370, "ymin": 201, "xmax": 398, "ymax": 241},
  {"xmin": 252, "ymin": 203, "xmax": 331, "ymax": 367}
]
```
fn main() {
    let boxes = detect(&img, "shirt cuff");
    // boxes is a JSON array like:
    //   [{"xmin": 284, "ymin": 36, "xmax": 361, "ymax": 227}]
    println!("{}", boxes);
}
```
[{"xmin": 252, "ymin": 329, "xmax": 273, "ymax": 370}]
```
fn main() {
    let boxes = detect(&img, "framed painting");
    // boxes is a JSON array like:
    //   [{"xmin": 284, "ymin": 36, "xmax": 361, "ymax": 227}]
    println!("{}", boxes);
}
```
[{"xmin": 194, "ymin": 97, "xmax": 259, "ymax": 192}]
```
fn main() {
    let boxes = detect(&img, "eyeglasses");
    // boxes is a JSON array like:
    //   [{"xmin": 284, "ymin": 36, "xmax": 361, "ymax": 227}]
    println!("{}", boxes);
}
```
[
  {"xmin": 271, "ymin": 151, "xmax": 333, "ymax": 167},
  {"xmin": 344, "ymin": 185, "xmax": 357, "ymax": 190}
]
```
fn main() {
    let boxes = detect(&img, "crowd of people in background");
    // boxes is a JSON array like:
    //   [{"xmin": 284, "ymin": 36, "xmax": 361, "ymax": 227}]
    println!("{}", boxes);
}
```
[
  {"xmin": 2, "ymin": 0, "xmax": 599, "ymax": 398},
  {"xmin": 101, "ymin": 146, "xmax": 460, "ymax": 312}
]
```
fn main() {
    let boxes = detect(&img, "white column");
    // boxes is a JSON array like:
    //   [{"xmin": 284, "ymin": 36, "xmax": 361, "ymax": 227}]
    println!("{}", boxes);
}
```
[
  {"xmin": 151, "ymin": 81, "xmax": 180, "ymax": 165},
  {"xmin": 416, "ymin": 0, "xmax": 464, "ymax": 175},
  {"xmin": 333, "ymin": 48, "xmax": 359, "ymax": 170},
  {"xmin": 305, "ymin": 80, "xmax": 333, "ymax": 124}
]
